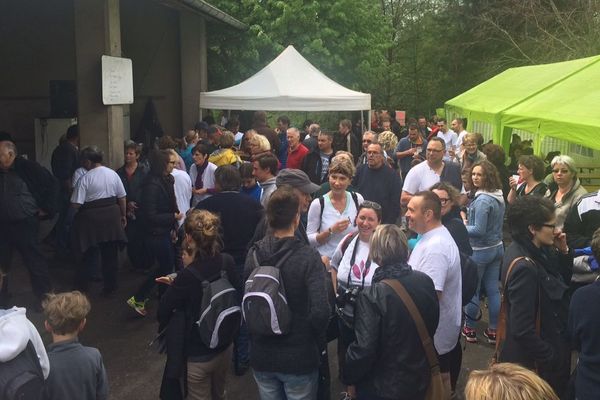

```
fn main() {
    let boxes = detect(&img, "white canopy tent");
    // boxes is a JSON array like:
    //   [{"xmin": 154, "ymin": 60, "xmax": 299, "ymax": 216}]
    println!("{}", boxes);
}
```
[{"xmin": 199, "ymin": 45, "xmax": 371, "ymax": 112}]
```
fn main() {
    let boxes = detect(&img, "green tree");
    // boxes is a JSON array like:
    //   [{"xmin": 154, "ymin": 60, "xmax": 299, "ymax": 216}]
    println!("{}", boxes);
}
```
[{"xmin": 206, "ymin": 0, "xmax": 391, "ymax": 105}]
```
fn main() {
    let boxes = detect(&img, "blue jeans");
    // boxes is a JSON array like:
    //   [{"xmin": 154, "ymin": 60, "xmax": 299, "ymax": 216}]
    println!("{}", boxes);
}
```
[
  {"xmin": 465, "ymin": 245, "xmax": 503, "ymax": 329},
  {"xmin": 253, "ymin": 370, "xmax": 318, "ymax": 400}
]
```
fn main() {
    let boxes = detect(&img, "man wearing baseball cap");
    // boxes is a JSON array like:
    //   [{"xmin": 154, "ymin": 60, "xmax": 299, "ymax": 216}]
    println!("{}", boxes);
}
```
[{"xmin": 251, "ymin": 168, "xmax": 319, "ymax": 245}]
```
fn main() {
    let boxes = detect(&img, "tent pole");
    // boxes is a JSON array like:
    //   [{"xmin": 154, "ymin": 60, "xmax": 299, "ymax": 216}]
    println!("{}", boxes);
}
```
[{"xmin": 367, "ymin": 110, "xmax": 371, "ymax": 132}]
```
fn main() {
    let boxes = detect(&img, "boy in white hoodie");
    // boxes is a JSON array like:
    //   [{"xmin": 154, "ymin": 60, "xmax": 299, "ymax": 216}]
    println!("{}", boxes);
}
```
[{"xmin": 0, "ymin": 272, "xmax": 50, "ymax": 397}]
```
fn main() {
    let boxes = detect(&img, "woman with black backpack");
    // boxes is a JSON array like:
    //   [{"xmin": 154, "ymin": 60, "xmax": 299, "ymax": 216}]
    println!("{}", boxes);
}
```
[{"xmin": 157, "ymin": 210, "xmax": 242, "ymax": 400}]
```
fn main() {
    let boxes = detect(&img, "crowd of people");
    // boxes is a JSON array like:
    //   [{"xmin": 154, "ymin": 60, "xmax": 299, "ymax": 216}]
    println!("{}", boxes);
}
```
[{"xmin": 0, "ymin": 108, "xmax": 600, "ymax": 400}]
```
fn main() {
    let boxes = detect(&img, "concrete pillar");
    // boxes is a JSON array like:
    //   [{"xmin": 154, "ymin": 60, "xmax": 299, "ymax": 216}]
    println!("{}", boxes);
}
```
[
  {"xmin": 74, "ymin": 0, "xmax": 125, "ymax": 168},
  {"xmin": 180, "ymin": 12, "xmax": 206, "ymax": 129}
]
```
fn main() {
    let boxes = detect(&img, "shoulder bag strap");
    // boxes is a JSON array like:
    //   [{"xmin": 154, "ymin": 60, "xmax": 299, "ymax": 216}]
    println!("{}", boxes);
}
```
[
  {"xmin": 494, "ymin": 256, "xmax": 533, "ymax": 359},
  {"xmin": 382, "ymin": 279, "xmax": 439, "ymax": 371}
]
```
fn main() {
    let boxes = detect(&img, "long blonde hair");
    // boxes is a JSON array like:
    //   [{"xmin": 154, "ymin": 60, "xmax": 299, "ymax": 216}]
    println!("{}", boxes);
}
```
[{"xmin": 464, "ymin": 363, "xmax": 559, "ymax": 400}]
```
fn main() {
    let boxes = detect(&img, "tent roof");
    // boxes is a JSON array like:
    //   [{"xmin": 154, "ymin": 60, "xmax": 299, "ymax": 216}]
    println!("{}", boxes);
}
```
[
  {"xmin": 444, "ymin": 55, "xmax": 600, "ymax": 150},
  {"xmin": 199, "ymin": 45, "xmax": 371, "ymax": 111},
  {"xmin": 503, "ymin": 58, "xmax": 600, "ymax": 150},
  {"xmin": 445, "ymin": 55, "xmax": 600, "ymax": 123}
]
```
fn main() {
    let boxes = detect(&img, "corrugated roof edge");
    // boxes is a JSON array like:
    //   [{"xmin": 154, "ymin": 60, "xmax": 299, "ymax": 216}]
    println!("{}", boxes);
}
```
[{"xmin": 179, "ymin": 0, "xmax": 247, "ymax": 30}]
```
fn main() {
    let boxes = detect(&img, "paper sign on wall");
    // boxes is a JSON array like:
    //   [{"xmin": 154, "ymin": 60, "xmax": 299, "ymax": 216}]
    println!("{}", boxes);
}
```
[{"xmin": 101, "ymin": 55, "xmax": 134, "ymax": 105}]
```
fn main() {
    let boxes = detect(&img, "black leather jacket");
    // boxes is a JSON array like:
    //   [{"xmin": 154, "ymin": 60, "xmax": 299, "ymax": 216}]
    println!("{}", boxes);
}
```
[{"xmin": 344, "ymin": 263, "xmax": 439, "ymax": 400}]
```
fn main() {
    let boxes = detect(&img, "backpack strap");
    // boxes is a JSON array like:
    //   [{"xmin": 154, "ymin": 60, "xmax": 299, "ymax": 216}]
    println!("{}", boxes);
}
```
[
  {"xmin": 318, "ymin": 196, "xmax": 325, "ymax": 231},
  {"xmin": 382, "ymin": 279, "xmax": 440, "ymax": 374},
  {"xmin": 350, "ymin": 191, "xmax": 359, "ymax": 214}
]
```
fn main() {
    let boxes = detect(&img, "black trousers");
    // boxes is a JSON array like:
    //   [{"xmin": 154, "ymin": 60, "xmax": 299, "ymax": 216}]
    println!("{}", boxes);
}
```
[
  {"xmin": 125, "ymin": 218, "xmax": 148, "ymax": 270},
  {"xmin": 77, "ymin": 241, "xmax": 119, "ymax": 293},
  {"xmin": 134, "ymin": 233, "xmax": 174, "ymax": 301},
  {"xmin": 0, "ymin": 216, "xmax": 51, "ymax": 300}
]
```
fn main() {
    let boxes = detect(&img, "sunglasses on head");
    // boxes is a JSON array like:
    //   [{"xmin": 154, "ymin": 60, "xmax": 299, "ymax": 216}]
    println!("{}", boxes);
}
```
[{"xmin": 360, "ymin": 200, "xmax": 382, "ymax": 210}]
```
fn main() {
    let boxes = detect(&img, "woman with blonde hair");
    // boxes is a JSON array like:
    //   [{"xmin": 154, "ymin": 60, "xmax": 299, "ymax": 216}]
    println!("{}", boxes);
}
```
[
  {"xmin": 545, "ymin": 154, "xmax": 587, "ymax": 229},
  {"xmin": 157, "ymin": 209, "xmax": 242, "ymax": 400},
  {"xmin": 456, "ymin": 132, "xmax": 486, "ymax": 174},
  {"xmin": 248, "ymin": 134, "xmax": 272, "ymax": 161},
  {"xmin": 465, "ymin": 363, "xmax": 559, "ymax": 400}
]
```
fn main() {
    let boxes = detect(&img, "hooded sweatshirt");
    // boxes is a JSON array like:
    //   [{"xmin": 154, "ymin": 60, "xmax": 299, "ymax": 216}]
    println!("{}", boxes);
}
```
[
  {"xmin": 244, "ymin": 235, "xmax": 330, "ymax": 374},
  {"xmin": 0, "ymin": 307, "xmax": 50, "ymax": 378},
  {"xmin": 466, "ymin": 189, "xmax": 505, "ymax": 250}
]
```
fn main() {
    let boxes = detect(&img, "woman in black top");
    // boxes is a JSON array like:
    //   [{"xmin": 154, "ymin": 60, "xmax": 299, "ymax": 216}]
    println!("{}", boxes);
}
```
[
  {"xmin": 430, "ymin": 182, "xmax": 473, "ymax": 256},
  {"xmin": 499, "ymin": 196, "xmax": 572, "ymax": 397},
  {"xmin": 127, "ymin": 150, "xmax": 182, "ymax": 316},
  {"xmin": 508, "ymin": 155, "xmax": 548, "ymax": 204},
  {"xmin": 345, "ymin": 225, "xmax": 439, "ymax": 400},
  {"xmin": 157, "ymin": 210, "xmax": 242, "ymax": 400}
]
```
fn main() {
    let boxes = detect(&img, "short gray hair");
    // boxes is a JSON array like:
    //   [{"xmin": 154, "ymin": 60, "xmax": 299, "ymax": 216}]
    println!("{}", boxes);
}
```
[
  {"xmin": 286, "ymin": 127, "xmax": 300, "ymax": 139},
  {"xmin": 370, "ymin": 224, "xmax": 408, "ymax": 266},
  {"xmin": 363, "ymin": 130, "xmax": 379, "ymax": 143},
  {"xmin": 551, "ymin": 155, "xmax": 577, "ymax": 175}
]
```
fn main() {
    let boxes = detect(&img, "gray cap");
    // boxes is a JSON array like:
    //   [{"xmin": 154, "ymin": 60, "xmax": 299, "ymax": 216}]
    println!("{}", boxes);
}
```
[{"xmin": 276, "ymin": 169, "xmax": 320, "ymax": 194}]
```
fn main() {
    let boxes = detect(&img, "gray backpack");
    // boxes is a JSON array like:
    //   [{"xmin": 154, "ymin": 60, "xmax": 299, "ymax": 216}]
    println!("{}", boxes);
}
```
[
  {"xmin": 189, "ymin": 263, "xmax": 242, "ymax": 349},
  {"xmin": 243, "ymin": 247, "xmax": 296, "ymax": 336}
]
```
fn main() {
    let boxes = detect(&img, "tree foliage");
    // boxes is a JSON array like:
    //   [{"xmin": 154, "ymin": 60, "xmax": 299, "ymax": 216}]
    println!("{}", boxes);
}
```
[{"xmin": 207, "ymin": 0, "xmax": 600, "ymax": 117}]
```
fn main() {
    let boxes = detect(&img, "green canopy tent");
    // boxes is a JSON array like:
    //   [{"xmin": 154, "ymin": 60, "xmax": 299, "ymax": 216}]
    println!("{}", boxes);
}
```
[{"xmin": 445, "ymin": 55, "xmax": 600, "ymax": 153}]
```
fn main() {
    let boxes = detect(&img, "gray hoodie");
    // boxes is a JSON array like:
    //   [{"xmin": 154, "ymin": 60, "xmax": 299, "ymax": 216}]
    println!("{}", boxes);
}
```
[{"xmin": 466, "ymin": 189, "xmax": 505, "ymax": 249}]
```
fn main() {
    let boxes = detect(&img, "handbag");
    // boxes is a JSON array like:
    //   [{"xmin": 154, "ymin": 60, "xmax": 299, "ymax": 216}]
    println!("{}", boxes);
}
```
[
  {"xmin": 492, "ymin": 256, "xmax": 540, "ymax": 369},
  {"xmin": 382, "ymin": 279, "xmax": 445, "ymax": 400}
]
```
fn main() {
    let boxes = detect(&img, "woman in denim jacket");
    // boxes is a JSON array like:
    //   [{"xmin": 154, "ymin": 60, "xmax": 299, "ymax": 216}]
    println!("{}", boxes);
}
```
[{"xmin": 462, "ymin": 160, "xmax": 506, "ymax": 344}]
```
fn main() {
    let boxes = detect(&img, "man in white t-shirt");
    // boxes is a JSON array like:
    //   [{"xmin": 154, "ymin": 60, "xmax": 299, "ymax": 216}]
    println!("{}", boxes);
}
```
[
  {"xmin": 451, "ymin": 118, "xmax": 468, "ymax": 150},
  {"xmin": 406, "ymin": 190, "xmax": 461, "ymax": 398},
  {"xmin": 401, "ymin": 137, "xmax": 465, "ymax": 207},
  {"xmin": 436, "ymin": 118, "xmax": 458, "ymax": 161}
]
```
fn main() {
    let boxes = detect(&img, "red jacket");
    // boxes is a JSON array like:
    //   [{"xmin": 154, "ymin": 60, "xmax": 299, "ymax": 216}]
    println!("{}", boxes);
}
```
[{"xmin": 286, "ymin": 143, "xmax": 309, "ymax": 170}]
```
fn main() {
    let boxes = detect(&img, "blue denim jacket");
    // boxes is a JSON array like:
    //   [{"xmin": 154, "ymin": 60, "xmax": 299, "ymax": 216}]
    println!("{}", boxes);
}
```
[{"xmin": 466, "ymin": 190, "xmax": 505, "ymax": 249}]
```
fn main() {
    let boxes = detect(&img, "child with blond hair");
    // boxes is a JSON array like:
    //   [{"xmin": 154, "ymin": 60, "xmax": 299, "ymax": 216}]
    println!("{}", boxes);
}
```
[{"xmin": 43, "ymin": 291, "xmax": 108, "ymax": 400}]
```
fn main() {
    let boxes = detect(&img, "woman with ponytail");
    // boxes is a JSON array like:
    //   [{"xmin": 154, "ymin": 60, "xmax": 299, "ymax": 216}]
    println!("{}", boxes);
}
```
[{"xmin": 157, "ymin": 209, "xmax": 242, "ymax": 400}]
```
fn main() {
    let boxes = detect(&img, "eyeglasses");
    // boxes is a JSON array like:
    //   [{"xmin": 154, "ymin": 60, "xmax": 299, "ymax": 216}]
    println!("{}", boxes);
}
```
[
  {"xmin": 360, "ymin": 200, "xmax": 382, "ymax": 210},
  {"xmin": 362, "ymin": 139, "xmax": 372, "ymax": 143},
  {"xmin": 542, "ymin": 223, "xmax": 556, "ymax": 230},
  {"xmin": 438, "ymin": 198, "xmax": 450, "ymax": 205}
]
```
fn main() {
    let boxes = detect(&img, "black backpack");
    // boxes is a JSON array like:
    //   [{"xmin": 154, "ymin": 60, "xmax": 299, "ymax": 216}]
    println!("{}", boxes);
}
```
[
  {"xmin": 0, "ymin": 340, "xmax": 44, "ymax": 400},
  {"xmin": 189, "ymin": 259, "xmax": 242, "ymax": 349},
  {"xmin": 460, "ymin": 251, "xmax": 479, "ymax": 308},
  {"xmin": 243, "ymin": 247, "xmax": 296, "ymax": 336}
]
